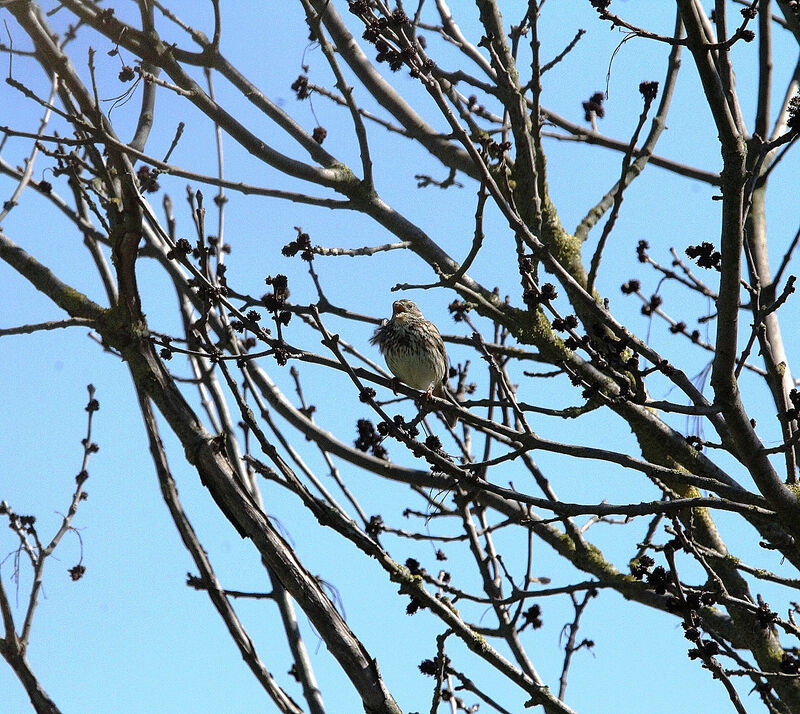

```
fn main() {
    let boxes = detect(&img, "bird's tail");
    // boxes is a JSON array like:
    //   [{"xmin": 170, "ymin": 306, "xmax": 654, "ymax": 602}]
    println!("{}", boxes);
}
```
[{"xmin": 433, "ymin": 383, "xmax": 460, "ymax": 428}]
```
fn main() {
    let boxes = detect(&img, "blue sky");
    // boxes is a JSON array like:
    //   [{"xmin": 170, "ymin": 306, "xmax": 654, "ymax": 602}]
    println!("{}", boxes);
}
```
[{"xmin": 2, "ymin": 2, "xmax": 800, "ymax": 712}]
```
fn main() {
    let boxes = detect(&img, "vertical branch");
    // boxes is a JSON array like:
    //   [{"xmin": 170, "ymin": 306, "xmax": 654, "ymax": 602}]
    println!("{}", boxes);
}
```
[
  {"xmin": 0, "ymin": 75, "xmax": 57, "ymax": 225},
  {"xmin": 136, "ymin": 393, "xmax": 306, "ymax": 714},
  {"xmin": 557, "ymin": 590, "xmax": 596, "ymax": 700},
  {"xmin": 301, "ymin": 0, "xmax": 375, "ymax": 189},
  {"xmin": 128, "ymin": 0, "xmax": 158, "ymax": 153},
  {"xmin": 213, "ymin": 353, "xmax": 328, "ymax": 714},
  {"xmin": 455, "ymin": 490, "xmax": 544, "ymax": 692},
  {"xmin": 0, "ymin": 387, "xmax": 98, "ymax": 714},
  {"xmin": 756, "ymin": 0, "xmax": 773, "ymax": 138},
  {"xmin": 586, "ymin": 84, "xmax": 657, "ymax": 294},
  {"xmin": 204, "ymin": 68, "xmax": 227, "ymax": 265},
  {"xmin": 527, "ymin": 1, "xmax": 542, "ymax": 154},
  {"xmin": 475, "ymin": 0, "xmax": 541, "ymax": 230},
  {"xmin": 708, "ymin": 0, "xmax": 748, "ymax": 132},
  {"xmin": 575, "ymin": 11, "xmax": 683, "ymax": 244},
  {"xmin": 0, "ymin": 642, "xmax": 61, "ymax": 714},
  {"xmin": 678, "ymin": 0, "xmax": 798, "ymax": 517}
]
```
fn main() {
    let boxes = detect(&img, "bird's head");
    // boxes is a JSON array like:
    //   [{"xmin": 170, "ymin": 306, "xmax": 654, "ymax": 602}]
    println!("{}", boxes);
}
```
[{"xmin": 392, "ymin": 299, "xmax": 422, "ymax": 318}]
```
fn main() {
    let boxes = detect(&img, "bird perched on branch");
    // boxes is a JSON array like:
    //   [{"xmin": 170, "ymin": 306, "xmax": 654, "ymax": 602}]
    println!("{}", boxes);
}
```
[{"xmin": 370, "ymin": 299, "xmax": 457, "ymax": 427}]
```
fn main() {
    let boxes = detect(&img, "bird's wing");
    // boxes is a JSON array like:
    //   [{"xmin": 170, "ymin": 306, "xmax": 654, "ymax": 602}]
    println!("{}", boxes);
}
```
[
  {"xmin": 369, "ymin": 319, "xmax": 389, "ymax": 347},
  {"xmin": 434, "ymin": 325, "xmax": 449, "ymax": 380}
]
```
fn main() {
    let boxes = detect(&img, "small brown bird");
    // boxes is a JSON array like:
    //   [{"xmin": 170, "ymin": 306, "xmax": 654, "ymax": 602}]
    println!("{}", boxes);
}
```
[{"xmin": 370, "ymin": 299, "xmax": 456, "ymax": 426}]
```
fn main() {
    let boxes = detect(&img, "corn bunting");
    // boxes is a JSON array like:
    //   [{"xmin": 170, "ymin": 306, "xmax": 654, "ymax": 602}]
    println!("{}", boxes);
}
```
[{"xmin": 370, "ymin": 299, "xmax": 456, "ymax": 426}]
